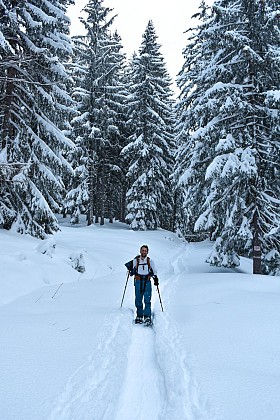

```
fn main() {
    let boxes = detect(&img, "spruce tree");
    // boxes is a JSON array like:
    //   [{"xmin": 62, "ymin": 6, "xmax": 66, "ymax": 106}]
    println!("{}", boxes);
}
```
[
  {"xmin": 123, "ymin": 20, "xmax": 175, "ymax": 231},
  {"xmin": 175, "ymin": 0, "xmax": 280, "ymax": 274},
  {"xmin": 174, "ymin": 1, "xmax": 210, "ymax": 240},
  {"xmin": 65, "ymin": 0, "xmax": 126, "ymax": 225},
  {"xmin": 0, "ymin": 0, "xmax": 75, "ymax": 238}
]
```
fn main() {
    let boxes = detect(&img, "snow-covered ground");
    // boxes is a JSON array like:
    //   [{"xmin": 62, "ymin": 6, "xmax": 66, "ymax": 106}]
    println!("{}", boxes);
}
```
[{"xmin": 0, "ymin": 218, "xmax": 279, "ymax": 420}]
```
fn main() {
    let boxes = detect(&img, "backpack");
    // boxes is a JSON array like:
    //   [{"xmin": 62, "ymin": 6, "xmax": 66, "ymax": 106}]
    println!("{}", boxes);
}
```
[{"xmin": 135, "ymin": 255, "xmax": 152, "ymax": 280}]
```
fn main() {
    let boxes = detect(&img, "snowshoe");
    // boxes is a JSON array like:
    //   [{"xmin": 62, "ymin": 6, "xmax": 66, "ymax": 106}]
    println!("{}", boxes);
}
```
[
  {"xmin": 144, "ymin": 317, "xmax": 153, "ymax": 327},
  {"xmin": 135, "ymin": 316, "xmax": 143, "ymax": 324}
]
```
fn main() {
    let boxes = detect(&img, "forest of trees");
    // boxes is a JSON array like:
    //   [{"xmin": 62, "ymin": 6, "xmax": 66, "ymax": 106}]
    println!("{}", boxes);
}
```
[{"xmin": 0, "ymin": 0, "xmax": 279, "ymax": 275}]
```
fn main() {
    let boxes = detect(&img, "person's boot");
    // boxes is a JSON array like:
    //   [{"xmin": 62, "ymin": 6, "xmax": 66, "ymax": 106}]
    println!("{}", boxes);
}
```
[
  {"xmin": 144, "ymin": 316, "xmax": 152, "ymax": 326},
  {"xmin": 135, "ymin": 316, "xmax": 143, "ymax": 324}
]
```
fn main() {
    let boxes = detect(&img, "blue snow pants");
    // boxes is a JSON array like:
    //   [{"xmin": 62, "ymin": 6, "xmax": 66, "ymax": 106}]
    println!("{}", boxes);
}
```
[{"xmin": 135, "ymin": 278, "xmax": 152, "ymax": 318}]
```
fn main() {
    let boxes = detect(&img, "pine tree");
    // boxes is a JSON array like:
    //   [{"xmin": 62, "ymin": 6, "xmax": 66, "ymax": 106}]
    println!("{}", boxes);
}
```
[
  {"xmin": 175, "ymin": 0, "xmax": 280, "ymax": 274},
  {"xmin": 123, "ymin": 20, "xmax": 175, "ymax": 231},
  {"xmin": 0, "ymin": 0, "xmax": 75, "ymax": 238},
  {"xmin": 65, "ymin": 0, "xmax": 126, "ymax": 225}
]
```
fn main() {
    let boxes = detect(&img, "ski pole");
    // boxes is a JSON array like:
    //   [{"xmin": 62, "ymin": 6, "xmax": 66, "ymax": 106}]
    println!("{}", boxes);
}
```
[
  {"xmin": 52, "ymin": 282, "xmax": 63, "ymax": 299},
  {"xmin": 156, "ymin": 285, "xmax": 164, "ymax": 312},
  {"xmin": 120, "ymin": 272, "xmax": 130, "ymax": 308}
]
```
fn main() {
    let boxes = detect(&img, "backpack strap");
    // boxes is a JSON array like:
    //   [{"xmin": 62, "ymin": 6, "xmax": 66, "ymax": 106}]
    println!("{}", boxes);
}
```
[{"xmin": 136, "ymin": 255, "xmax": 140, "ymax": 272}]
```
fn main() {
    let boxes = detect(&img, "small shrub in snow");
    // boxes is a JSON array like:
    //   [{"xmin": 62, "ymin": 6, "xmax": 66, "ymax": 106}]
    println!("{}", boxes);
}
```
[
  {"xmin": 37, "ymin": 238, "xmax": 56, "ymax": 258},
  {"xmin": 69, "ymin": 251, "xmax": 86, "ymax": 273}
]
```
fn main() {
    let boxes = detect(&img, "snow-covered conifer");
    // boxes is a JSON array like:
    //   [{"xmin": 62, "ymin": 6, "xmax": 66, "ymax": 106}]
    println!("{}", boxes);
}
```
[
  {"xmin": 174, "ymin": 1, "xmax": 211, "ymax": 239},
  {"xmin": 123, "ymin": 20, "xmax": 175, "ymax": 231},
  {"xmin": 65, "ymin": 0, "xmax": 126, "ymax": 225},
  {"xmin": 0, "ymin": 0, "xmax": 75, "ymax": 238},
  {"xmin": 175, "ymin": 0, "xmax": 280, "ymax": 273}
]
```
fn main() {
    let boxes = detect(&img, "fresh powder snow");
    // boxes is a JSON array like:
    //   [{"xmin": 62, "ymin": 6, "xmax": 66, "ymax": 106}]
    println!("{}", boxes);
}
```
[{"xmin": 0, "ymin": 217, "xmax": 279, "ymax": 420}]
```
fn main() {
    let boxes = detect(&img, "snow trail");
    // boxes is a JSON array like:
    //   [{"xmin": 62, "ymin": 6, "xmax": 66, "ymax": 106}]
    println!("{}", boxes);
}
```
[
  {"xmin": 48, "ymin": 240, "xmax": 205, "ymax": 420},
  {"xmin": 152, "ymin": 242, "xmax": 207, "ymax": 420},
  {"xmin": 154, "ymin": 312, "xmax": 207, "ymax": 420},
  {"xmin": 116, "ymin": 324, "xmax": 162, "ymax": 420},
  {"xmin": 47, "ymin": 308, "xmax": 132, "ymax": 420}
]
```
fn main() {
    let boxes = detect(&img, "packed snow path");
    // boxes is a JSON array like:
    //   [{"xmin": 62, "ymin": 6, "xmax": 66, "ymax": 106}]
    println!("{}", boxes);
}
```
[
  {"xmin": 48, "ymin": 241, "xmax": 201, "ymax": 420},
  {"xmin": 47, "ymin": 313, "xmax": 201, "ymax": 420},
  {"xmin": 116, "ymin": 324, "xmax": 162, "ymax": 419}
]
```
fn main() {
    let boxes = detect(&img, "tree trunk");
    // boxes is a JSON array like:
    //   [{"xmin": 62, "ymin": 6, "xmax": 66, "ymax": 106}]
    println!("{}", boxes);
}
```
[
  {"xmin": 120, "ymin": 184, "xmax": 127, "ymax": 223},
  {"xmin": 94, "ymin": 170, "xmax": 100, "ymax": 223},
  {"xmin": 2, "ymin": 66, "xmax": 16, "ymax": 158},
  {"xmin": 171, "ymin": 189, "xmax": 177, "ymax": 233},
  {"xmin": 99, "ymin": 164, "xmax": 105, "ymax": 225},
  {"xmin": 252, "ymin": 211, "xmax": 262, "ymax": 274},
  {"xmin": 87, "ymin": 155, "xmax": 95, "ymax": 226}
]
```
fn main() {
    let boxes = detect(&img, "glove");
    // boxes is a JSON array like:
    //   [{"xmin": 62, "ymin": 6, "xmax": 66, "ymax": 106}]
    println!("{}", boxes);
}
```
[
  {"xmin": 129, "ymin": 268, "xmax": 135, "ymax": 277},
  {"xmin": 153, "ymin": 275, "xmax": 159, "ymax": 286}
]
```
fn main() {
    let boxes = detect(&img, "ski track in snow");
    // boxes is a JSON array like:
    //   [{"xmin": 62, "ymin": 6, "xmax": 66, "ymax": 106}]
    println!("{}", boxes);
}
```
[
  {"xmin": 48, "ymin": 243, "xmax": 206, "ymax": 420},
  {"xmin": 154, "ymin": 312, "xmax": 207, "ymax": 420},
  {"xmin": 115, "ymin": 324, "xmax": 162, "ymax": 420},
  {"xmin": 154, "ymin": 242, "xmax": 208, "ymax": 420},
  {"xmin": 48, "ymin": 308, "xmax": 132, "ymax": 420}
]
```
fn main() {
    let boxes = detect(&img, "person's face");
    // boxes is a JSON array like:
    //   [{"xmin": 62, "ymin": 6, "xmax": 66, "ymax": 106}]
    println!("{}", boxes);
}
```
[{"xmin": 140, "ymin": 247, "xmax": 148, "ymax": 258}]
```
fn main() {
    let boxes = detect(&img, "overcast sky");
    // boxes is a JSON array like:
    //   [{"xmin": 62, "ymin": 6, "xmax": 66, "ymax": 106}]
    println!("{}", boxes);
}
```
[{"xmin": 67, "ymin": 0, "xmax": 213, "ymax": 92}]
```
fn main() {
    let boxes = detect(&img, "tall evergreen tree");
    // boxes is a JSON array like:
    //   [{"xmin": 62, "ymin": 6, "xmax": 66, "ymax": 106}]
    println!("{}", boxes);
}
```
[
  {"xmin": 175, "ymin": 0, "xmax": 280, "ymax": 274},
  {"xmin": 65, "ymin": 0, "xmax": 126, "ymax": 225},
  {"xmin": 174, "ymin": 1, "xmax": 210, "ymax": 240},
  {"xmin": 0, "ymin": 0, "xmax": 75, "ymax": 238},
  {"xmin": 123, "ymin": 20, "xmax": 175, "ymax": 231}
]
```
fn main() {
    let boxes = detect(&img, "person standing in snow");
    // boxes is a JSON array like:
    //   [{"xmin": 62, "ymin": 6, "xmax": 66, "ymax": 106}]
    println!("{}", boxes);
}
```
[{"xmin": 125, "ymin": 245, "xmax": 159, "ymax": 325}]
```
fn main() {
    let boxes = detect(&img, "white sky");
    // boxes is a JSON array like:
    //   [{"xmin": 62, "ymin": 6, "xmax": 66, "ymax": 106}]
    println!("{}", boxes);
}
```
[{"xmin": 67, "ymin": 0, "xmax": 213, "ymax": 92}]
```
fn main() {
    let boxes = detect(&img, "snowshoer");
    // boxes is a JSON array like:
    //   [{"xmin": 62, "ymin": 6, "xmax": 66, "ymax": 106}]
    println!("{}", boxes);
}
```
[{"xmin": 125, "ymin": 245, "xmax": 159, "ymax": 326}]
